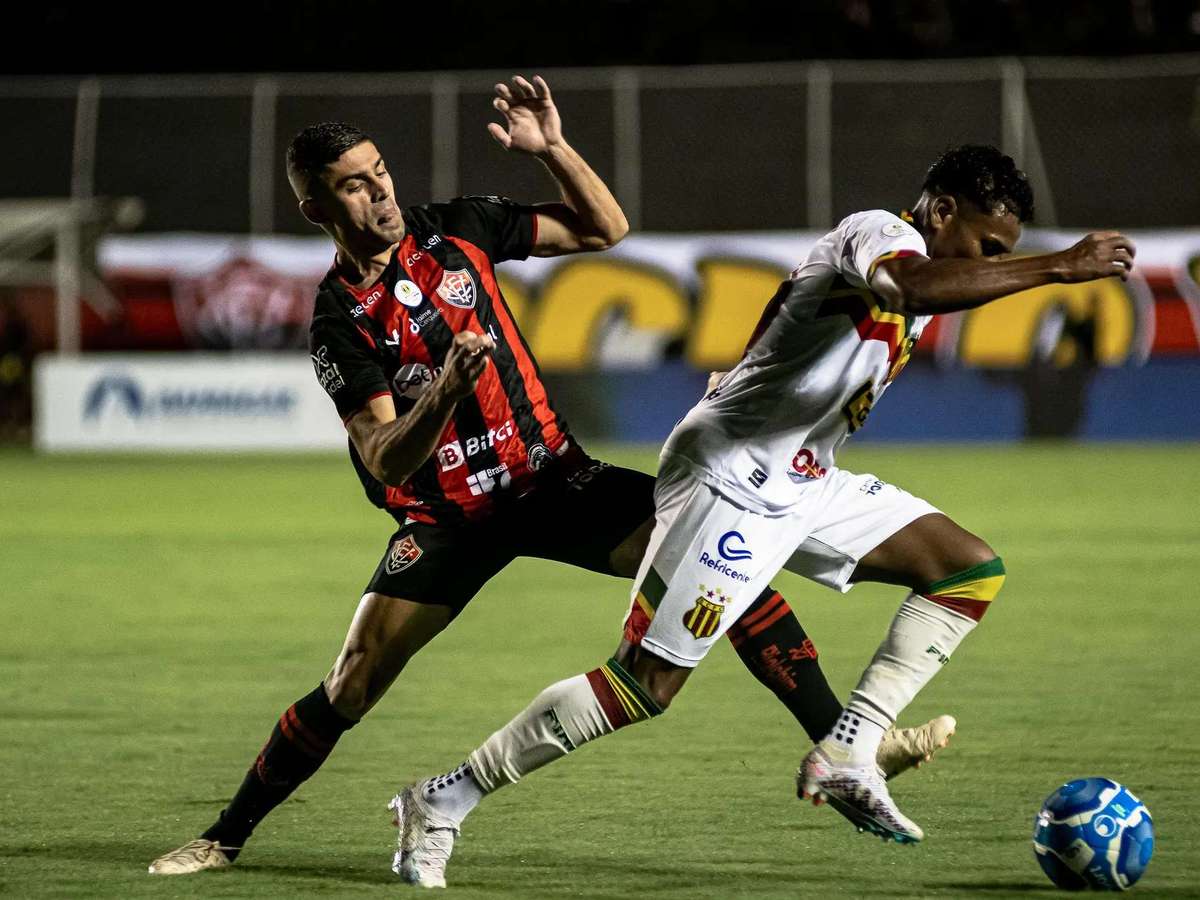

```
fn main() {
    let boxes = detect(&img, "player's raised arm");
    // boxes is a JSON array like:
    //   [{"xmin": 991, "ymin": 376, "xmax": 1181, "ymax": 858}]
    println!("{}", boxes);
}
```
[
  {"xmin": 488, "ymin": 75, "xmax": 628, "ymax": 256},
  {"xmin": 346, "ymin": 332, "xmax": 494, "ymax": 486},
  {"xmin": 872, "ymin": 229, "xmax": 1136, "ymax": 316}
]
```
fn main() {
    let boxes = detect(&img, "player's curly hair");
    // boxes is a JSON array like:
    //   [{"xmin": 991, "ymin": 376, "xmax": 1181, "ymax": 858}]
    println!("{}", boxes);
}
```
[
  {"xmin": 286, "ymin": 122, "xmax": 372, "ymax": 194},
  {"xmin": 922, "ymin": 145, "xmax": 1035, "ymax": 223}
]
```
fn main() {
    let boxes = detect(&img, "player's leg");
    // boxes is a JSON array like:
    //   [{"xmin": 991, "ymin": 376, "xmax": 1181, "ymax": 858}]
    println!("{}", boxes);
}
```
[
  {"xmin": 816, "ymin": 512, "xmax": 1000, "ymax": 763},
  {"xmin": 789, "ymin": 471, "xmax": 1003, "ymax": 841},
  {"xmin": 393, "ymin": 469, "xmax": 789, "ymax": 887},
  {"xmin": 149, "ymin": 522, "xmax": 508, "ymax": 875},
  {"xmin": 530, "ymin": 458, "xmax": 842, "ymax": 743}
]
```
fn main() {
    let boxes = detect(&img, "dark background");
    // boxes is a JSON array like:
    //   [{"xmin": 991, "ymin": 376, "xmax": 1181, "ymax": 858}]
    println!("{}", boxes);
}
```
[{"xmin": 6, "ymin": 0, "xmax": 1200, "ymax": 75}]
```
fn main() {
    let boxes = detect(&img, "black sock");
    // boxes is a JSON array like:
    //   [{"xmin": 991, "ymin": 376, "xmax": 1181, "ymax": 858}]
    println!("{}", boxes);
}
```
[
  {"xmin": 727, "ymin": 587, "xmax": 843, "ymax": 742},
  {"xmin": 202, "ymin": 683, "xmax": 356, "ymax": 858}
]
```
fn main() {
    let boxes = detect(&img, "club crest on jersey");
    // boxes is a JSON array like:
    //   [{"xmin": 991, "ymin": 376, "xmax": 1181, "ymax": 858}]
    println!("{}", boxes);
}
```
[
  {"xmin": 385, "ymin": 535, "xmax": 423, "ymax": 574},
  {"xmin": 436, "ymin": 269, "xmax": 476, "ymax": 309},
  {"xmin": 683, "ymin": 585, "xmax": 730, "ymax": 640}
]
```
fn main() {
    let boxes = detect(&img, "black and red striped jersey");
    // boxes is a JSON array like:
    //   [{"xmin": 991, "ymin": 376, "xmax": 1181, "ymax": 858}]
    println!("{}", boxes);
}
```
[{"xmin": 309, "ymin": 196, "xmax": 574, "ymax": 525}]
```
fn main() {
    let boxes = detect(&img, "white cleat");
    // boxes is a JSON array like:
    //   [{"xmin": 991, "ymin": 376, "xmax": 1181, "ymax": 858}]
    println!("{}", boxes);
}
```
[
  {"xmin": 877, "ymin": 714, "xmax": 957, "ymax": 781},
  {"xmin": 390, "ymin": 783, "xmax": 458, "ymax": 889},
  {"xmin": 147, "ymin": 838, "xmax": 233, "ymax": 875},
  {"xmin": 798, "ymin": 746, "xmax": 925, "ymax": 844}
]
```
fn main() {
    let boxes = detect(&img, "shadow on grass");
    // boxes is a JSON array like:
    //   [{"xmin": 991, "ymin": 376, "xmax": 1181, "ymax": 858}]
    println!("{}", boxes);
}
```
[
  {"xmin": 941, "ymin": 882, "xmax": 1189, "ymax": 897},
  {"xmin": 0, "ymin": 841, "xmax": 393, "ymax": 888},
  {"xmin": 937, "ymin": 881, "xmax": 1058, "ymax": 893}
]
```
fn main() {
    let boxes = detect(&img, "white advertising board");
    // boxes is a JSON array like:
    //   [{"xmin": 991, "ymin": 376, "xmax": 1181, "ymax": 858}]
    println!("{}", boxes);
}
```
[{"xmin": 34, "ymin": 354, "xmax": 346, "ymax": 451}]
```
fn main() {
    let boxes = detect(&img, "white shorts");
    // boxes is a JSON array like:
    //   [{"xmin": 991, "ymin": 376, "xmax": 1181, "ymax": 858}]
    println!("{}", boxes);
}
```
[{"xmin": 623, "ymin": 459, "xmax": 939, "ymax": 668}]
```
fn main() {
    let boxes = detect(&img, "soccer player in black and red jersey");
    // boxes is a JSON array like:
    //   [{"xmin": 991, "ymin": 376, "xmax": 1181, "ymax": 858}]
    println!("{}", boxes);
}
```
[{"xmin": 149, "ymin": 75, "xmax": 953, "ymax": 876}]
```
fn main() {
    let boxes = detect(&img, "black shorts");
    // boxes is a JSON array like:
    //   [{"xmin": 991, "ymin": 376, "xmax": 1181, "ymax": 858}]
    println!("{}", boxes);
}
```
[{"xmin": 363, "ymin": 458, "xmax": 655, "ymax": 613}]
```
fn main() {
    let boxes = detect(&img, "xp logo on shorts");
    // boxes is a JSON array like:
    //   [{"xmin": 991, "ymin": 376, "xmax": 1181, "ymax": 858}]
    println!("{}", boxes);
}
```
[
  {"xmin": 787, "ymin": 448, "xmax": 827, "ymax": 483},
  {"xmin": 717, "ymin": 530, "xmax": 752, "ymax": 561},
  {"xmin": 385, "ymin": 535, "xmax": 423, "ymax": 574},
  {"xmin": 436, "ymin": 269, "xmax": 476, "ymax": 309}
]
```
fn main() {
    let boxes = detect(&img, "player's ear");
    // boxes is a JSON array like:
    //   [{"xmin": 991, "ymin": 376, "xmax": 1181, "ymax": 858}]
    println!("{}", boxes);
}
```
[
  {"xmin": 929, "ymin": 194, "xmax": 957, "ymax": 229},
  {"xmin": 299, "ymin": 198, "xmax": 328, "ymax": 226}
]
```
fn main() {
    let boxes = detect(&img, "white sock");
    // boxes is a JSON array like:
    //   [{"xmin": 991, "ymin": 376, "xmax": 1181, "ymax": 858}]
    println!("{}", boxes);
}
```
[
  {"xmin": 819, "ymin": 709, "xmax": 887, "ymax": 765},
  {"xmin": 823, "ymin": 593, "xmax": 977, "ymax": 764},
  {"xmin": 468, "ymin": 662, "xmax": 660, "ymax": 795},
  {"xmin": 420, "ymin": 762, "xmax": 485, "ymax": 828}
]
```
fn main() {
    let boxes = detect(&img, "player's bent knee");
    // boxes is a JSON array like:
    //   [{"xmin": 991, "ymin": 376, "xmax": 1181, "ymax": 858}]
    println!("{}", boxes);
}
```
[{"xmin": 921, "ymin": 556, "xmax": 1006, "ymax": 622}]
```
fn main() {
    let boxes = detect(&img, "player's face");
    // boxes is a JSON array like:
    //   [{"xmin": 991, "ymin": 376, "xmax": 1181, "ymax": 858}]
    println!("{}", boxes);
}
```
[
  {"xmin": 926, "ymin": 199, "xmax": 1022, "ymax": 261},
  {"xmin": 311, "ymin": 141, "xmax": 404, "ymax": 250}
]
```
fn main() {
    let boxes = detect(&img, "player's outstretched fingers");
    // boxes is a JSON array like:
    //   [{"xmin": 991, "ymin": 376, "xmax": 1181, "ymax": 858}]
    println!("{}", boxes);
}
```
[
  {"xmin": 512, "ymin": 75, "xmax": 536, "ymax": 98},
  {"xmin": 494, "ymin": 82, "xmax": 513, "ymax": 101},
  {"xmin": 532, "ymin": 75, "xmax": 552, "ymax": 100},
  {"xmin": 488, "ymin": 122, "xmax": 511, "ymax": 149}
]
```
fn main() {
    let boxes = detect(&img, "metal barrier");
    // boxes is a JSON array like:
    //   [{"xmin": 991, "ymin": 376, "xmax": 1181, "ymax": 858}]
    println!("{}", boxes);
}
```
[{"xmin": 1, "ymin": 55, "xmax": 1198, "ymax": 233}]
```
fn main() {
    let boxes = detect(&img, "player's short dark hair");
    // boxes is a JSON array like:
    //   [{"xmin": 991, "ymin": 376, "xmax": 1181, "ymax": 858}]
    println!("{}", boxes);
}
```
[
  {"xmin": 922, "ymin": 145, "xmax": 1035, "ymax": 223},
  {"xmin": 286, "ymin": 122, "xmax": 372, "ymax": 193}
]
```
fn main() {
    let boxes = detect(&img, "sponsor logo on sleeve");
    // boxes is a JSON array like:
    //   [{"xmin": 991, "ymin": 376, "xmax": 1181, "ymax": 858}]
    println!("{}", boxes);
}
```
[
  {"xmin": 384, "ymin": 534, "xmax": 423, "ymax": 574},
  {"xmin": 311, "ymin": 345, "xmax": 345, "ymax": 395},
  {"xmin": 882, "ymin": 221, "xmax": 911, "ymax": 237},
  {"xmin": 436, "ymin": 269, "xmax": 476, "ymax": 309},
  {"xmin": 748, "ymin": 467, "xmax": 768, "ymax": 488}
]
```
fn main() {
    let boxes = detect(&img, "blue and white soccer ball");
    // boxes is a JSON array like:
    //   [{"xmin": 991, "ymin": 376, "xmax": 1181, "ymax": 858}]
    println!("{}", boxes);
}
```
[{"xmin": 1033, "ymin": 777, "xmax": 1154, "ymax": 891}]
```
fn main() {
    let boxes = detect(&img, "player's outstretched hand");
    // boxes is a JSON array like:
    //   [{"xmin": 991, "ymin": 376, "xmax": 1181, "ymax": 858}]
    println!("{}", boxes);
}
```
[
  {"xmin": 488, "ymin": 75, "xmax": 563, "ymax": 157},
  {"xmin": 440, "ymin": 331, "xmax": 494, "ymax": 401},
  {"xmin": 1058, "ymin": 231, "xmax": 1137, "ymax": 282}
]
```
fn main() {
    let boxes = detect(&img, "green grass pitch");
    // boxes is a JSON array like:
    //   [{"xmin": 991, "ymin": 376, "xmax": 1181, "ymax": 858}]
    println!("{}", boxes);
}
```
[{"xmin": 2, "ymin": 444, "xmax": 1198, "ymax": 899}]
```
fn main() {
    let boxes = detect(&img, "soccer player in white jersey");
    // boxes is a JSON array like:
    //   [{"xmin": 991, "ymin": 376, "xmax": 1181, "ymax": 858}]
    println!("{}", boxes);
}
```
[{"xmin": 392, "ymin": 145, "xmax": 1136, "ymax": 885}]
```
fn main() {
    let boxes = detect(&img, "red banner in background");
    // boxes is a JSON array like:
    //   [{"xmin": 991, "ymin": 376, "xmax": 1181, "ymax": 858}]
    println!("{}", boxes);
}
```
[{"xmin": 12, "ymin": 231, "xmax": 1199, "ymax": 365}]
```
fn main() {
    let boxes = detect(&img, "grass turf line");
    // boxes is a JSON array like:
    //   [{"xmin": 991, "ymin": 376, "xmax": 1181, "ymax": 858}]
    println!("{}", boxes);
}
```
[{"xmin": 1, "ymin": 444, "xmax": 1197, "ymax": 898}]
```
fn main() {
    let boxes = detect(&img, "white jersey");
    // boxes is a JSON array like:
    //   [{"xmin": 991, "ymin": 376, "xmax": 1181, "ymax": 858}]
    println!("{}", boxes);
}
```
[{"xmin": 662, "ymin": 210, "xmax": 931, "ymax": 515}]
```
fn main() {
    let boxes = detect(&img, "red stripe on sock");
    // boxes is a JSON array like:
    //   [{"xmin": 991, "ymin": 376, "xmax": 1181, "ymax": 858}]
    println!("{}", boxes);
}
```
[
  {"xmin": 745, "ymin": 601, "xmax": 791, "ymax": 637},
  {"xmin": 287, "ymin": 707, "xmax": 334, "ymax": 752},
  {"xmin": 738, "ymin": 592, "xmax": 784, "ymax": 629},
  {"xmin": 279, "ymin": 709, "xmax": 326, "ymax": 759},
  {"xmin": 924, "ymin": 593, "xmax": 990, "ymax": 621},
  {"xmin": 585, "ymin": 668, "xmax": 630, "ymax": 730}
]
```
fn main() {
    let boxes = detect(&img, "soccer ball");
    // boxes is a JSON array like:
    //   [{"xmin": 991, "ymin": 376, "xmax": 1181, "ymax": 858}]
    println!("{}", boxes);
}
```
[{"xmin": 1032, "ymin": 777, "xmax": 1154, "ymax": 891}]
